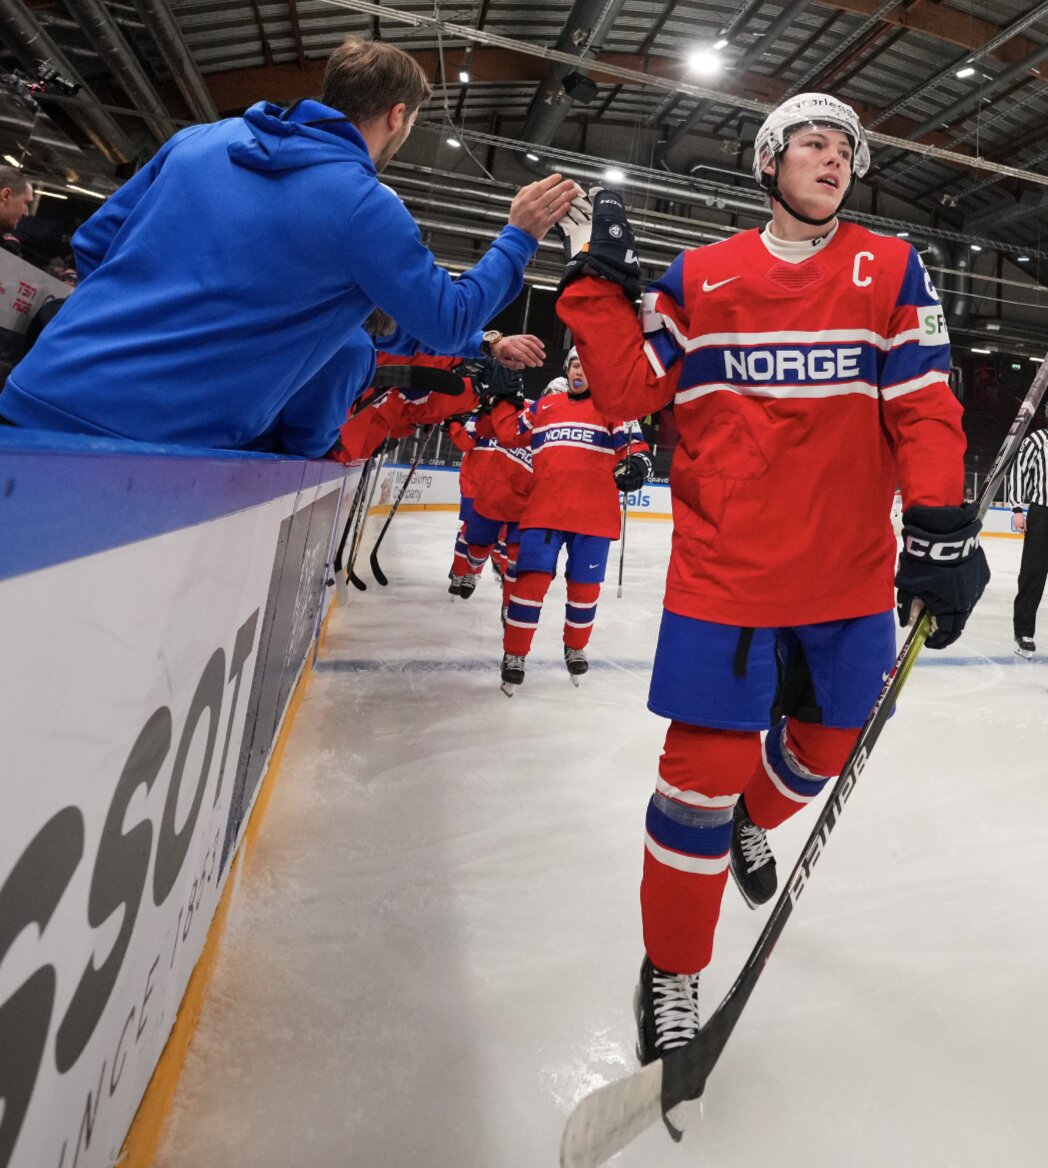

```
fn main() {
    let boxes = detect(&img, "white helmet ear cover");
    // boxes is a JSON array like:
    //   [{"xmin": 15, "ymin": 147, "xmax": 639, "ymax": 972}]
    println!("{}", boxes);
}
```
[{"xmin": 752, "ymin": 93, "xmax": 870, "ymax": 185}]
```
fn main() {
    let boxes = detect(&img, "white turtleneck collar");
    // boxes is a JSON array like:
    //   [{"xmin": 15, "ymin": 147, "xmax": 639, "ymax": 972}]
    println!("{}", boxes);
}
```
[{"xmin": 760, "ymin": 220, "xmax": 839, "ymax": 265}]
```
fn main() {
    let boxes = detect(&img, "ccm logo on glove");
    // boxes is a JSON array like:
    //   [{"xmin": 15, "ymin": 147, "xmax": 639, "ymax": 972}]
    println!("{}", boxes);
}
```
[{"xmin": 902, "ymin": 533, "xmax": 980, "ymax": 561}]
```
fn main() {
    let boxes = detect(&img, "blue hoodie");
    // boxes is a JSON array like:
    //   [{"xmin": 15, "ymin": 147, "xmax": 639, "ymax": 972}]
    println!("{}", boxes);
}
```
[{"xmin": 0, "ymin": 100, "xmax": 536, "ymax": 452}]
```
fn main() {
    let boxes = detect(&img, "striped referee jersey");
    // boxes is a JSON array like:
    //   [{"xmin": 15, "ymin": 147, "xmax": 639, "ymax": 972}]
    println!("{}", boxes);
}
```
[{"xmin": 1007, "ymin": 428, "xmax": 1048, "ymax": 507}]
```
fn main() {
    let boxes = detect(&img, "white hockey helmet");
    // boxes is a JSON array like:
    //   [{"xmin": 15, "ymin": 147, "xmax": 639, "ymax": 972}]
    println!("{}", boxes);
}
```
[
  {"xmin": 751, "ymin": 93, "xmax": 870, "ymax": 188},
  {"xmin": 563, "ymin": 345, "xmax": 579, "ymax": 372},
  {"xmin": 544, "ymin": 375, "xmax": 569, "ymax": 396}
]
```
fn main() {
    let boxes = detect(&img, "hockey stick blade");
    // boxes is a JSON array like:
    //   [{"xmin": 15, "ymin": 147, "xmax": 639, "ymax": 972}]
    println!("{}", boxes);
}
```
[
  {"xmin": 560, "ymin": 1060, "xmax": 666, "ymax": 1168},
  {"xmin": 369, "ymin": 547, "xmax": 388, "ymax": 587},
  {"xmin": 561, "ymin": 354, "xmax": 1048, "ymax": 1168}
]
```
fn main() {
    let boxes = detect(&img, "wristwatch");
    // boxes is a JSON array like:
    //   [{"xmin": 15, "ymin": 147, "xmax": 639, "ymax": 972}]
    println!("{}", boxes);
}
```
[{"xmin": 481, "ymin": 329, "xmax": 503, "ymax": 356}]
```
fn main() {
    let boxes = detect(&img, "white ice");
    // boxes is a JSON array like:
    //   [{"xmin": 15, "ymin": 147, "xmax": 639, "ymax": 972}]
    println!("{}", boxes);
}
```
[{"xmin": 154, "ymin": 509, "xmax": 1048, "ymax": 1168}]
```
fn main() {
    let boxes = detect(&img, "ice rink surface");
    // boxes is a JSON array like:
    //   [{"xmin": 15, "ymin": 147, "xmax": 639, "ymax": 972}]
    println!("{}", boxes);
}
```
[{"xmin": 155, "ymin": 509, "xmax": 1048, "ymax": 1168}]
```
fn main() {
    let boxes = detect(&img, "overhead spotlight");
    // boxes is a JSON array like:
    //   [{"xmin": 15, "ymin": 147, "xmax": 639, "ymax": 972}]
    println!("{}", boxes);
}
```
[
  {"xmin": 525, "ymin": 151, "xmax": 541, "ymax": 162},
  {"xmin": 970, "ymin": 243, "xmax": 982, "ymax": 252},
  {"xmin": 896, "ymin": 231, "xmax": 909, "ymax": 238},
  {"xmin": 713, "ymin": 38, "xmax": 729, "ymax": 50},
  {"xmin": 955, "ymin": 66, "xmax": 976, "ymax": 79},
  {"xmin": 686, "ymin": 48, "xmax": 722, "ymax": 78},
  {"xmin": 458, "ymin": 70, "xmax": 470, "ymax": 84},
  {"xmin": 446, "ymin": 136, "xmax": 462, "ymax": 148},
  {"xmin": 66, "ymin": 184, "xmax": 105, "ymax": 199},
  {"xmin": 2, "ymin": 154, "xmax": 20, "ymax": 167},
  {"xmin": 1017, "ymin": 255, "xmax": 1031, "ymax": 263},
  {"xmin": 604, "ymin": 167, "xmax": 626, "ymax": 185},
  {"xmin": 971, "ymin": 347, "xmax": 991, "ymax": 354},
  {"xmin": 37, "ymin": 188, "xmax": 68, "ymax": 200},
  {"xmin": 563, "ymin": 71, "xmax": 599, "ymax": 104}
]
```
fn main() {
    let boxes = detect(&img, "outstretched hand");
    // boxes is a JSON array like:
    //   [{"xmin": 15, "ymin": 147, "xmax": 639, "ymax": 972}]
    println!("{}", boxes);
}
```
[
  {"xmin": 493, "ymin": 333, "xmax": 546, "ymax": 369},
  {"xmin": 509, "ymin": 173, "xmax": 584, "ymax": 241}
]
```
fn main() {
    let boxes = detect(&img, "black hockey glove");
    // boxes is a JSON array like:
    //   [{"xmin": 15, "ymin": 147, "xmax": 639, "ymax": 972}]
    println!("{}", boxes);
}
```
[
  {"xmin": 557, "ymin": 186, "xmax": 642, "ymax": 300},
  {"xmin": 895, "ymin": 503, "xmax": 990, "ymax": 649},
  {"xmin": 475, "ymin": 359, "xmax": 525, "ymax": 410},
  {"xmin": 613, "ymin": 451, "xmax": 653, "ymax": 494}
]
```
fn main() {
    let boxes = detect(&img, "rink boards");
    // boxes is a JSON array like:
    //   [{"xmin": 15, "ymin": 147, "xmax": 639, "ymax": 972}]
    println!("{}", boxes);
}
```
[{"xmin": 0, "ymin": 430, "xmax": 355, "ymax": 1168}]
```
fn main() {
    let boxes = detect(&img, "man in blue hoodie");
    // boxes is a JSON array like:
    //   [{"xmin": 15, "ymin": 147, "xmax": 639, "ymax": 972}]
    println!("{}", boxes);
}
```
[{"xmin": 0, "ymin": 37, "xmax": 578, "ymax": 456}]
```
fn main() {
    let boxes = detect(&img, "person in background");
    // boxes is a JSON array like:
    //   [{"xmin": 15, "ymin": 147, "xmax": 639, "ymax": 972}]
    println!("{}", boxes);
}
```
[
  {"xmin": 486, "ymin": 349, "xmax": 651, "ymax": 693},
  {"xmin": 0, "ymin": 38, "xmax": 578, "ymax": 452},
  {"xmin": 1006, "ymin": 411, "xmax": 1048, "ymax": 657},
  {"xmin": 0, "ymin": 166, "xmax": 34, "ymax": 257}
]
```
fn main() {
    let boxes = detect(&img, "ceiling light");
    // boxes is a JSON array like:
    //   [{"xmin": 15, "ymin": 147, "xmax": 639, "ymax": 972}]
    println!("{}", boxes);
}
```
[
  {"xmin": 604, "ymin": 167, "xmax": 626, "ymax": 184},
  {"xmin": 955, "ymin": 67, "xmax": 976, "ymax": 79},
  {"xmin": 971, "ymin": 347, "xmax": 991, "ymax": 354},
  {"xmin": 446, "ymin": 137, "xmax": 461, "ymax": 148},
  {"xmin": 713, "ymin": 38, "xmax": 729, "ymax": 50},
  {"xmin": 1031, "ymin": 356, "xmax": 1044, "ymax": 363},
  {"xmin": 37, "ymin": 189, "xmax": 68, "ymax": 200},
  {"xmin": 66, "ymin": 184, "xmax": 106, "ymax": 199},
  {"xmin": 532, "ymin": 284, "xmax": 559, "ymax": 292},
  {"xmin": 686, "ymin": 48, "xmax": 722, "ymax": 77},
  {"xmin": 1017, "ymin": 255, "xmax": 1031, "ymax": 263},
  {"xmin": 985, "ymin": 322, "xmax": 1001, "ymax": 330},
  {"xmin": 896, "ymin": 231, "xmax": 909, "ymax": 238},
  {"xmin": 525, "ymin": 151, "xmax": 540, "ymax": 162},
  {"xmin": 969, "ymin": 244, "xmax": 982, "ymax": 252},
  {"xmin": 3, "ymin": 154, "xmax": 20, "ymax": 167},
  {"xmin": 458, "ymin": 70, "xmax": 470, "ymax": 84}
]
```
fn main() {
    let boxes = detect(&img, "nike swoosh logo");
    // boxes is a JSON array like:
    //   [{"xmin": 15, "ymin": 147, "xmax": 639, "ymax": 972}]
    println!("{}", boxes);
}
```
[{"xmin": 702, "ymin": 276, "xmax": 740, "ymax": 292}]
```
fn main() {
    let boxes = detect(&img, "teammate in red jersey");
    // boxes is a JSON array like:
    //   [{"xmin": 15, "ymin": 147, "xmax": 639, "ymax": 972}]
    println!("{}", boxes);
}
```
[
  {"xmin": 486, "ymin": 349, "xmax": 651, "ymax": 692},
  {"xmin": 555, "ymin": 93, "xmax": 989, "ymax": 1084}
]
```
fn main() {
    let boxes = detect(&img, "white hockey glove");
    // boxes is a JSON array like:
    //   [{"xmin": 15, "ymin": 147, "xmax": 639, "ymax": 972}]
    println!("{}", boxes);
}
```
[{"xmin": 555, "ymin": 191, "xmax": 594, "ymax": 260}]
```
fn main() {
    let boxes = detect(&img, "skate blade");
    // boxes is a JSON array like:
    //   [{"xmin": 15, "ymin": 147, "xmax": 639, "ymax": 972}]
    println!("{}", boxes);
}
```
[
  {"xmin": 1015, "ymin": 647, "xmax": 1034, "ymax": 659},
  {"xmin": 569, "ymin": 673, "xmax": 581, "ymax": 687},
  {"xmin": 500, "ymin": 681, "xmax": 519, "ymax": 697}
]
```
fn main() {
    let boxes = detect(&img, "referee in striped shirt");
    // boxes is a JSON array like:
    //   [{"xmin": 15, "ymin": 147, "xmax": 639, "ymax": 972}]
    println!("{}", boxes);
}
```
[{"xmin": 1007, "ymin": 419, "xmax": 1048, "ymax": 656}]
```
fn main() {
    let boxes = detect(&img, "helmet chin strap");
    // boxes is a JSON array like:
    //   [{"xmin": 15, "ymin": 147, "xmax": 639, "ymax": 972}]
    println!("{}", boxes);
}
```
[{"xmin": 764, "ymin": 155, "xmax": 854, "ymax": 228}]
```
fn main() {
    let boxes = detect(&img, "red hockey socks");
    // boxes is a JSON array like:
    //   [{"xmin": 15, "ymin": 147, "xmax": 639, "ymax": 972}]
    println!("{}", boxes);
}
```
[
  {"xmin": 641, "ymin": 721, "xmax": 761, "ymax": 973},
  {"xmin": 563, "ymin": 580, "xmax": 601, "ymax": 650},
  {"xmin": 741, "ymin": 718, "xmax": 858, "ymax": 831},
  {"xmin": 503, "ymin": 571, "xmax": 553, "ymax": 656}
]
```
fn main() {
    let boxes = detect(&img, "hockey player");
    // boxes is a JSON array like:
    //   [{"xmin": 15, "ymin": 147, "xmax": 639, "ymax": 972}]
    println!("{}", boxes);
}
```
[
  {"xmin": 555, "ymin": 93, "xmax": 988, "ymax": 1087},
  {"xmin": 452, "ymin": 377, "xmax": 537, "ymax": 619},
  {"xmin": 486, "ymin": 349, "xmax": 651, "ymax": 693}
]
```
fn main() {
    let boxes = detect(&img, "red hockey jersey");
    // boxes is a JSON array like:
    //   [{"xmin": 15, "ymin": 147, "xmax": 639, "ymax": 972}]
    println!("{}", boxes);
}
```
[
  {"xmin": 557, "ymin": 222, "xmax": 966, "ymax": 626},
  {"xmin": 492, "ymin": 391, "xmax": 646, "ymax": 538}
]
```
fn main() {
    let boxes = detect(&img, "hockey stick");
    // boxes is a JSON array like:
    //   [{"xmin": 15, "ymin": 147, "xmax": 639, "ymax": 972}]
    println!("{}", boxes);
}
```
[
  {"xmin": 370, "ymin": 425, "xmax": 438, "ymax": 586},
  {"xmin": 348, "ymin": 365, "xmax": 468, "ymax": 418},
  {"xmin": 560, "ymin": 355, "xmax": 1048, "ymax": 1168},
  {"xmin": 334, "ymin": 459, "xmax": 373, "ymax": 574},
  {"xmin": 347, "ymin": 447, "xmax": 388, "ymax": 591},
  {"xmin": 616, "ymin": 490, "xmax": 629, "ymax": 599}
]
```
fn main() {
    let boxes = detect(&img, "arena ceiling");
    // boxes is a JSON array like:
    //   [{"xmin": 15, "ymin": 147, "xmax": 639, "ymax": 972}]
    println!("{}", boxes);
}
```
[{"xmin": 2, "ymin": 0, "xmax": 1048, "ymax": 353}]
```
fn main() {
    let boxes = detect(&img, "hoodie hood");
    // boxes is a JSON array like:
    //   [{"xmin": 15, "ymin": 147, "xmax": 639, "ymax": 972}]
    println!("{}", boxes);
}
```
[{"xmin": 229, "ymin": 99, "xmax": 375, "ymax": 174}]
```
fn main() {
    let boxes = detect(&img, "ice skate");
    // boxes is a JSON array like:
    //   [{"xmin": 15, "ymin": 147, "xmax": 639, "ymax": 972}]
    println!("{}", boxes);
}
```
[
  {"xmin": 563, "ymin": 644, "xmax": 588, "ymax": 685},
  {"xmin": 448, "ymin": 573, "xmax": 477, "ymax": 600},
  {"xmin": 500, "ymin": 653, "xmax": 525, "ymax": 696},
  {"xmin": 1015, "ymin": 636, "xmax": 1036, "ymax": 659},
  {"xmin": 633, "ymin": 955, "xmax": 702, "ymax": 1134},
  {"xmin": 729, "ymin": 796, "xmax": 777, "ymax": 908}
]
